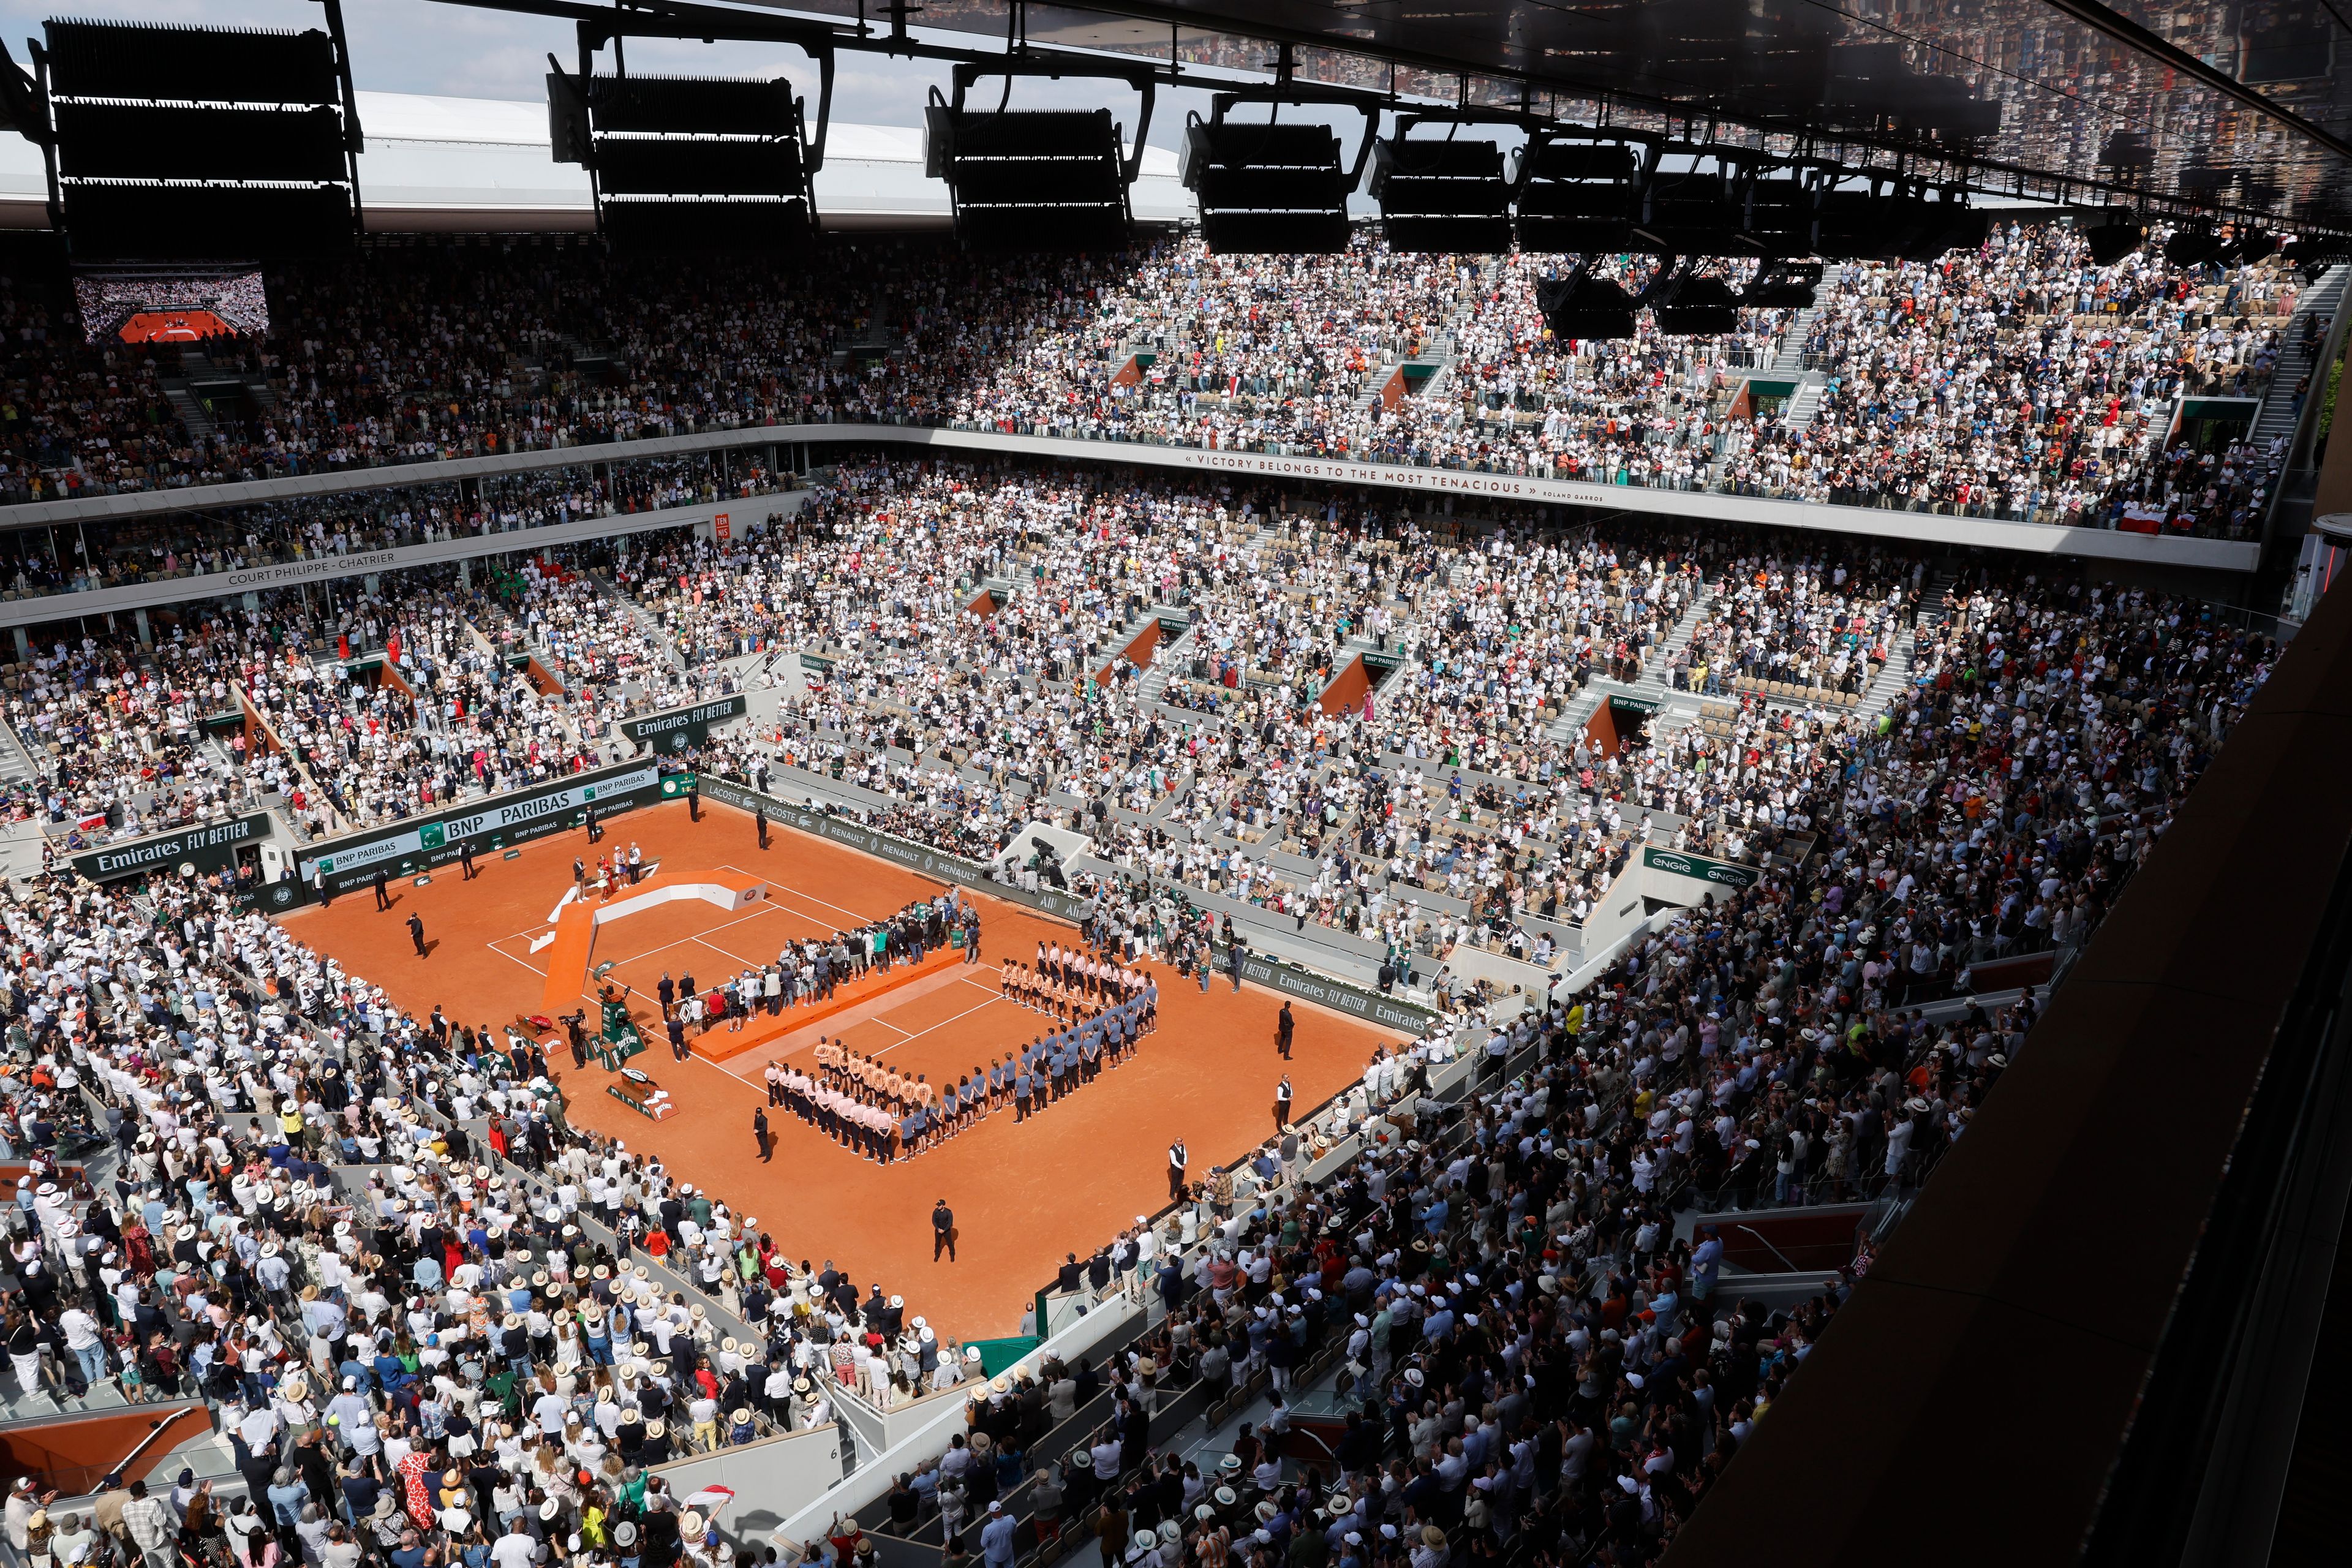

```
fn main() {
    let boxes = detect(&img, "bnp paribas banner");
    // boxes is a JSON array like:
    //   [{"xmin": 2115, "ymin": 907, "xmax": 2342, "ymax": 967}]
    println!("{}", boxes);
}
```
[{"xmin": 296, "ymin": 762, "xmax": 679, "ymax": 896}]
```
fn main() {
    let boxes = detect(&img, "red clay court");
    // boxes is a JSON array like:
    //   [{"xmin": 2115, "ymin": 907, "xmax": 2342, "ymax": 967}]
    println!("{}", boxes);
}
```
[{"xmin": 282, "ymin": 798, "xmax": 1392, "ymax": 1338}]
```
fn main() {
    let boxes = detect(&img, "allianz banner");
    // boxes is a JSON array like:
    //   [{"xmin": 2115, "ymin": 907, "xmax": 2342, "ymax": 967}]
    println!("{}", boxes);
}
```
[
  {"xmin": 296, "ymin": 761, "xmax": 672, "ymax": 897},
  {"xmin": 72, "ymin": 812, "xmax": 273, "ymax": 883},
  {"xmin": 621, "ymin": 695, "xmax": 749, "ymax": 754},
  {"xmin": 695, "ymin": 774, "xmax": 1097, "ymax": 924},
  {"xmin": 1237, "ymin": 954, "xmax": 1439, "ymax": 1036}
]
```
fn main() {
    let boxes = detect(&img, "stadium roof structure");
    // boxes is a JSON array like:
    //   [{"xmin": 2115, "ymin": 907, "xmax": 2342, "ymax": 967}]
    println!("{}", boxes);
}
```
[
  {"xmin": 751, "ymin": 0, "xmax": 2352, "ymax": 231},
  {"xmin": 0, "ymin": 86, "xmax": 1193, "ymax": 233}
]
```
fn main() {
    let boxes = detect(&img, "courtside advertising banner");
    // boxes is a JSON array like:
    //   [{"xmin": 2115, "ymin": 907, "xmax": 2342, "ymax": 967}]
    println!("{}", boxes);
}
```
[
  {"xmin": 72, "ymin": 812, "xmax": 273, "ymax": 884},
  {"xmin": 621, "ymin": 694, "xmax": 748, "ymax": 753},
  {"xmin": 1640, "ymin": 846, "xmax": 1763, "ymax": 891},
  {"xmin": 1237, "ymin": 953, "xmax": 1439, "ymax": 1035},
  {"xmin": 297, "ymin": 762, "xmax": 671, "ymax": 896}
]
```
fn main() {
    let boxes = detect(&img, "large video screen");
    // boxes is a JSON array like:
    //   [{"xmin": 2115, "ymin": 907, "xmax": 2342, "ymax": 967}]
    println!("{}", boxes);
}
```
[{"xmin": 72, "ymin": 266, "xmax": 270, "ymax": 344}]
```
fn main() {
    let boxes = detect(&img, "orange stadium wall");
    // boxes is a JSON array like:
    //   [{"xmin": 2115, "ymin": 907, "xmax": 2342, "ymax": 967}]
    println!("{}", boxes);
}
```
[
  {"xmin": 1707, "ymin": 1207, "xmax": 1872, "ymax": 1273},
  {"xmin": 1583, "ymin": 701, "xmax": 1623, "ymax": 758},
  {"xmin": 1122, "ymin": 621, "xmax": 1164, "ymax": 668},
  {"xmin": 0, "ymin": 1163, "xmax": 85, "ymax": 1187},
  {"xmin": 1727, "ymin": 382, "xmax": 1755, "ymax": 423},
  {"xmin": 1095, "ymin": 620, "xmax": 1165, "ymax": 687},
  {"xmin": 522, "ymin": 657, "xmax": 564, "ymax": 695},
  {"xmin": 1379, "ymin": 368, "xmax": 1407, "ymax": 410},
  {"xmin": 238, "ymin": 694, "xmax": 278, "ymax": 756},
  {"xmin": 0, "ymin": 1403, "xmax": 212, "ymax": 1496},
  {"xmin": 967, "ymin": 591, "xmax": 998, "ymax": 619},
  {"xmin": 1317, "ymin": 654, "xmax": 1373, "ymax": 717}
]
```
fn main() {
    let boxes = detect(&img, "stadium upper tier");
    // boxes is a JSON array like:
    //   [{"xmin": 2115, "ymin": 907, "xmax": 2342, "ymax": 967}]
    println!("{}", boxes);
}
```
[{"xmin": 0, "ymin": 217, "xmax": 2318, "ymax": 557}]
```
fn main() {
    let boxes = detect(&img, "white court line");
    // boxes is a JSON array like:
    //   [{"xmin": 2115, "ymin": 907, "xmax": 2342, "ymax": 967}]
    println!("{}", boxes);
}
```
[
  {"xmin": 490, "ymin": 840, "xmax": 892, "ymax": 948},
  {"xmin": 587, "ymin": 900, "xmax": 801, "ymax": 973},
  {"xmin": 488, "ymin": 941, "xmax": 549, "ymax": 979},
  {"xmin": 704, "ymin": 972, "xmax": 997, "ymax": 1082},
  {"xmin": 685, "ymin": 930, "xmax": 783, "ymax": 974},
  {"xmin": 718, "ymin": 862, "xmax": 876, "ymax": 925},
  {"xmin": 872, "ymin": 991, "xmax": 1021, "ymax": 1057},
  {"xmin": 751, "ymin": 884, "xmax": 878, "ymax": 931}
]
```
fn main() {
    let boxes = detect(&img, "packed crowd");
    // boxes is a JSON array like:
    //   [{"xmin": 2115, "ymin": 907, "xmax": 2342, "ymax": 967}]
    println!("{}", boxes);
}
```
[
  {"xmin": 6, "ymin": 557, "xmax": 634, "ymax": 858},
  {"xmin": 0, "ymin": 530, "xmax": 2271, "ymax": 1565},
  {"xmin": 0, "ymin": 221, "xmax": 2309, "ymax": 540},
  {"xmin": 0, "ymin": 850, "xmax": 991, "ymax": 1510},
  {"xmin": 1673, "ymin": 552, "xmax": 1907, "ymax": 700},
  {"xmin": 0, "ymin": 445, "xmax": 809, "ymax": 605},
  {"xmin": 518, "ymin": 554, "xmax": 701, "ymax": 733},
  {"xmin": 869, "ymin": 954, "xmax": 1947, "ymax": 1568},
  {"xmin": 1713, "ymin": 224, "xmax": 2302, "ymax": 533},
  {"xmin": 663, "ymin": 449, "xmax": 2277, "ymax": 1012},
  {"xmin": 1, "ymin": 517, "xmax": 2226, "ymax": 1568},
  {"xmin": 16, "ymin": 432, "xmax": 2277, "ymax": 1028},
  {"xmin": 233, "ymin": 573, "xmax": 609, "ymax": 837},
  {"xmin": 846, "ymin": 560, "xmax": 2277, "ymax": 1568},
  {"xmin": 4, "ymin": 630, "xmax": 262, "ymax": 839},
  {"xmin": 664, "ymin": 459, "xmax": 1785, "ymax": 978},
  {"xmin": 0, "ymin": 199, "xmax": 2304, "ymax": 1568}
]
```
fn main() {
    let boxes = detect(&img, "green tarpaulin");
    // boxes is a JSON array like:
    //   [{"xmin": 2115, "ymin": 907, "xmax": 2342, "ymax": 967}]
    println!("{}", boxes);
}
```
[{"xmin": 965, "ymin": 1336, "xmax": 1040, "ymax": 1377}]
